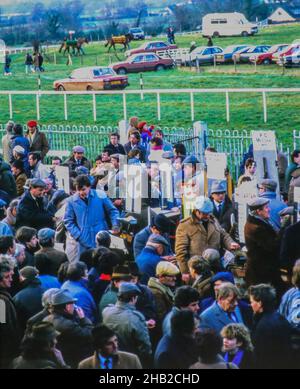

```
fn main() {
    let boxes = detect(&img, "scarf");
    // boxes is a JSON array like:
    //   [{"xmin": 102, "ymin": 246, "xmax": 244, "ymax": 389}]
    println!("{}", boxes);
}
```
[{"xmin": 224, "ymin": 349, "xmax": 244, "ymax": 367}]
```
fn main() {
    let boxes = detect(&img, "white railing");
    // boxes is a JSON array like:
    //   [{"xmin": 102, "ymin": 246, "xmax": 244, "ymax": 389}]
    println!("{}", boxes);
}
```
[
  {"xmin": 6, "ymin": 44, "xmax": 60, "ymax": 55},
  {"xmin": 1, "ymin": 88, "xmax": 300, "ymax": 123}
]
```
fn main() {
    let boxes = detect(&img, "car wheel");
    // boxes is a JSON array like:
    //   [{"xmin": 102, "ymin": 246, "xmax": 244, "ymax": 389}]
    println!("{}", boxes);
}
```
[
  {"xmin": 263, "ymin": 59, "xmax": 271, "ymax": 65},
  {"xmin": 87, "ymin": 85, "xmax": 94, "ymax": 91},
  {"xmin": 241, "ymin": 31, "xmax": 249, "ymax": 37},
  {"xmin": 117, "ymin": 68, "xmax": 127, "ymax": 75},
  {"xmin": 213, "ymin": 32, "xmax": 219, "ymax": 37},
  {"xmin": 156, "ymin": 64, "xmax": 165, "ymax": 71},
  {"xmin": 58, "ymin": 85, "xmax": 65, "ymax": 91}
]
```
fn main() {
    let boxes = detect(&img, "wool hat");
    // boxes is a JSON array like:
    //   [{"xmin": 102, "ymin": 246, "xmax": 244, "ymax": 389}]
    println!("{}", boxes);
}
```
[
  {"xmin": 95, "ymin": 230, "xmax": 111, "ymax": 248},
  {"xmin": 279, "ymin": 206, "xmax": 294, "ymax": 217},
  {"xmin": 156, "ymin": 261, "xmax": 180, "ymax": 277},
  {"xmin": 75, "ymin": 166, "xmax": 89, "ymax": 175},
  {"xmin": 27, "ymin": 120, "xmax": 38, "ymax": 128},
  {"xmin": 259, "ymin": 179, "xmax": 277, "ymax": 192},
  {"xmin": 111, "ymin": 264, "xmax": 132, "ymax": 280},
  {"xmin": 202, "ymin": 248, "xmax": 221, "ymax": 263},
  {"xmin": 248, "ymin": 197, "xmax": 269, "ymax": 211},
  {"xmin": 211, "ymin": 271, "xmax": 235, "ymax": 285},
  {"xmin": 73, "ymin": 145, "xmax": 85, "ymax": 153},
  {"xmin": 51, "ymin": 290, "xmax": 77, "ymax": 306},
  {"xmin": 211, "ymin": 180, "xmax": 226, "ymax": 194},
  {"xmin": 138, "ymin": 121, "xmax": 147, "ymax": 130},
  {"xmin": 20, "ymin": 266, "xmax": 39, "ymax": 282},
  {"xmin": 194, "ymin": 196, "xmax": 214, "ymax": 214}
]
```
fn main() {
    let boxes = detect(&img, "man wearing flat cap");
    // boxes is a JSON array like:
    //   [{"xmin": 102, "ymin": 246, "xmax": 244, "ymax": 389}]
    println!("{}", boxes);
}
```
[
  {"xmin": 25, "ymin": 120, "xmax": 49, "ymax": 161},
  {"xmin": 102, "ymin": 282, "xmax": 152, "ymax": 368},
  {"xmin": 176, "ymin": 196, "xmax": 239, "ymax": 283},
  {"xmin": 16, "ymin": 178, "xmax": 55, "ymax": 230},
  {"xmin": 64, "ymin": 145, "xmax": 92, "ymax": 173},
  {"xmin": 244, "ymin": 197, "xmax": 285, "ymax": 295},
  {"xmin": 136, "ymin": 234, "xmax": 171, "ymax": 284},
  {"xmin": 210, "ymin": 180, "xmax": 234, "ymax": 232},
  {"xmin": 258, "ymin": 179, "xmax": 287, "ymax": 230}
]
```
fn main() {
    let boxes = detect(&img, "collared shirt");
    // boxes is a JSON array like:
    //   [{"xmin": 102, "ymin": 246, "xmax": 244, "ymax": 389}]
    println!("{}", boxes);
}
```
[
  {"xmin": 99, "ymin": 354, "xmax": 113, "ymax": 369},
  {"xmin": 214, "ymin": 200, "xmax": 223, "ymax": 214}
]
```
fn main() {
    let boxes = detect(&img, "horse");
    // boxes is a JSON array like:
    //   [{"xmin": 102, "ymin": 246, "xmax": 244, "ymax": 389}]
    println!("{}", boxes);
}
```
[
  {"xmin": 59, "ymin": 37, "xmax": 89, "ymax": 56},
  {"xmin": 105, "ymin": 33, "xmax": 133, "ymax": 52}
]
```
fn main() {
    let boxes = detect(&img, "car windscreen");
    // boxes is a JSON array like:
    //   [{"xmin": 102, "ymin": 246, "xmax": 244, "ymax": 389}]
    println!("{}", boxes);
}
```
[
  {"xmin": 93, "ymin": 68, "xmax": 114, "ymax": 76},
  {"xmin": 130, "ymin": 28, "xmax": 142, "ymax": 33}
]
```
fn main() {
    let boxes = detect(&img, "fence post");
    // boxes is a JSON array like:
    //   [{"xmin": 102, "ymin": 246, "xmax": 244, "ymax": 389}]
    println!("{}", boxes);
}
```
[
  {"xmin": 123, "ymin": 92, "xmax": 127, "ymax": 121},
  {"xmin": 213, "ymin": 55, "xmax": 216, "ymax": 70},
  {"xmin": 54, "ymin": 52, "xmax": 57, "ymax": 65},
  {"xmin": 262, "ymin": 91, "xmax": 267, "ymax": 123},
  {"xmin": 139, "ymin": 73, "xmax": 144, "ymax": 100},
  {"xmin": 196, "ymin": 58, "xmax": 200, "ymax": 73},
  {"xmin": 190, "ymin": 92, "xmax": 195, "ymax": 122},
  {"xmin": 226, "ymin": 92, "xmax": 230, "ymax": 122},
  {"xmin": 118, "ymin": 119, "xmax": 129, "ymax": 145},
  {"xmin": 8, "ymin": 94, "xmax": 13, "ymax": 119},
  {"xmin": 157, "ymin": 92, "xmax": 161, "ymax": 121},
  {"xmin": 193, "ymin": 121, "xmax": 207, "ymax": 164},
  {"xmin": 95, "ymin": 56, "xmax": 98, "ymax": 66},
  {"xmin": 93, "ymin": 93, "xmax": 97, "ymax": 122},
  {"xmin": 234, "ymin": 55, "xmax": 237, "ymax": 73},
  {"xmin": 36, "ymin": 93, "xmax": 40, "ymax": 121},
  {"xmin": 254, "ymin": 58, "xmax": 257, "ymax": 74},
  {"xmin": 64, "ymin": 93, "xmax": 68, "ymax": 121}
]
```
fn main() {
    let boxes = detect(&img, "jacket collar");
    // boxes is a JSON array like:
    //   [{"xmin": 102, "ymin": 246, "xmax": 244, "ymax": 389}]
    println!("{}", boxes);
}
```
[
  {"xmin": 92, "ymin": 352, "xmax": 120, "ymax": 369},
  {"xmin": 73, "ymin": 189, "xmax": 95, "ymax": 203}
]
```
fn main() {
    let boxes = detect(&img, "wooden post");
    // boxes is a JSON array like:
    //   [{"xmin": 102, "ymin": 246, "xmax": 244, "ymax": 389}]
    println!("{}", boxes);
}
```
[
  {"xmin": 64, "ymin": 93, "xmax": 68, "ymax": 121},
  {"xmin": 123, "ymin": 93, "xmax": 127, "ymax": 121},
  {"xmin": 190, "ymin": 92, "xmax": 195, "ymax": 122},
  {"xmin": 139, "ymin": 73, "xmax": 144, "ymax": 100},
  {"xmin": 157, "ymin": 92, "xmax": 161, "ymax": 121},
  {"xmin": 262, "ymin": 92, "xmax": 267, "ymax": 123},
  {"xmin": 234, "ymin": 55, "xmax": 237, "ymax": 73},
  {"xmin": 9, "ymin": 94, "xmax": 13, "ymax": 119},
  {"xmin": 226, "ymin": 92, "xmax": 230, "ymax": 122}
]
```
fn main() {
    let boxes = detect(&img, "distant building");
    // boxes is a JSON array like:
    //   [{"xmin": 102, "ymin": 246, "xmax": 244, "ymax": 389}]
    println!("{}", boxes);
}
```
[
  {"xmin": 268, "ymin": 7, "xmax": 296, "ymax": 23},
  {"xmin": 268, "ymin": 2, "xmax": 300, "ymax": 23}
]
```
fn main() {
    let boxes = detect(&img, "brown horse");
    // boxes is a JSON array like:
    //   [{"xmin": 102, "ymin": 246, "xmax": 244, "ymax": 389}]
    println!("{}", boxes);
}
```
[
  {"xmin": 59, "ymin": 37, "xmax": 89, "ymax": 56},
  {"xmin": 105, "ymin": 33, "xmax": 133, "ymax": 52}
]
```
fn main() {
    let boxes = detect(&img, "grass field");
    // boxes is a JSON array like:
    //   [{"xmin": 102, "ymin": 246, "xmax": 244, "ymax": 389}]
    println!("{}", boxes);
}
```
[{"xmin": 1, "ymin": 23, "xmax": 300, "ymax": 143}]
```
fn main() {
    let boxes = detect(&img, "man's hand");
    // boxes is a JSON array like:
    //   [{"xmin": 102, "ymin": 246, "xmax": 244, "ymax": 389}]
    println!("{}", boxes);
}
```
[
  {"xmin": 162, "ymin": 255, "xmax": 176, "ymax": 262},
  {"xmin": 230, "ymin": 242, "xmax": 240, "ymax": 250},
  {"xmin": 182, "ymin": 273, "xmax": 190, "ymax": 284},
  {"xmin": 146, "ymin": 319, "xmax": 156, "ymax": 329},
  {"xmin": 75, "ymin": 306, "xmax": 85, "ymax": 319}
]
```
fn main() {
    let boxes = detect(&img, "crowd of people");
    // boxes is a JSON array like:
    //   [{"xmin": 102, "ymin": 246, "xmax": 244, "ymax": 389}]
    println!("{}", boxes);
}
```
[{"xmin": 0, "ymin": 117, "xmax": 300, "ymax": 370}]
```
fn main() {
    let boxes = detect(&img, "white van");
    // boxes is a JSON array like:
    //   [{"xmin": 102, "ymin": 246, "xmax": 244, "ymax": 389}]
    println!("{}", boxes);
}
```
[{"xmin": 202, "ymin": 12, "xmax": 258, "ymax": 37}]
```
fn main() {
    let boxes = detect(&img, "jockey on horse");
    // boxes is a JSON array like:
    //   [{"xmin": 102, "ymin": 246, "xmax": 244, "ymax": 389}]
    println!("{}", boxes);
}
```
[{"xmin": 59, "ymin": 37, "xmax": 89, "ymax": 56}]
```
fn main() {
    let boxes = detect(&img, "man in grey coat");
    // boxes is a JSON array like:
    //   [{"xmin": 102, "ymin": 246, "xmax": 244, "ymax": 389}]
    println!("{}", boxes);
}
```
[
  {"xmin": 102, "ymin": 282, "xmax": 152, "ymax": 367},
  {"xmin": 1, "ymin": 120, "xmax": 14, "ymax": 163}
]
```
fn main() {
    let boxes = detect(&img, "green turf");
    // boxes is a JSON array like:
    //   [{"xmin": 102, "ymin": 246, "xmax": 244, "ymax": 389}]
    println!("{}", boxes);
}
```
[{"xmin": 1, "ymin": 23, "xmax": 300, "ymax": 144}]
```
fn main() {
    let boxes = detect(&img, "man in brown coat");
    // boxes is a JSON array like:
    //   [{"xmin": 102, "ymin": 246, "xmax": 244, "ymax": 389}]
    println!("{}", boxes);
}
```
[
  {"xmin": 175, "ymin": 197, "xmax": 239, "ymax": 283},
  {"xmin": 244, "ymin": 197, "xmax": 285, "ymax": 295},
  {"xmin": 25, "ymin": 120, "xmax": 49, "ymax": 161},
  {"xmin": 78, "ymin": 324, "xmax": 142, "ymax": 369}
]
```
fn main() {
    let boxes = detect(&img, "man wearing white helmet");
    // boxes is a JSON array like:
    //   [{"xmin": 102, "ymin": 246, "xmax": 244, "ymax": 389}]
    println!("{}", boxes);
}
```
[{"xmin": 175, "ymin": 196, "xmax": 240, "ymax": 282}]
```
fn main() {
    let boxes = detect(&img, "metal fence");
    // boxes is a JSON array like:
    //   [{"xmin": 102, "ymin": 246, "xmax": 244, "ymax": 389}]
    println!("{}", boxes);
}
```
[{"xmin": 0, "ymin": 122, "xmax": 295, "ymax": 181}]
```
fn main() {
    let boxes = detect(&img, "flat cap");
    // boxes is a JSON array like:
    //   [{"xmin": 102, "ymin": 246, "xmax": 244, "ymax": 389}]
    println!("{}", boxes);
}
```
[
  {"xmin": 38, "ymin": 228, "xmax": 55, "ymax": 242},
  {"xmin": 259, "ymin": 179, "xmax": 277, "ymax": 192},
  {"xmin": 148, "ymin": 233, "xmax": 169, "ymax": 246},
  {"xmin": 51, "ymin": 290, "xmax": 77, "ymax": 306},
  {"xmin": 13, "ymin": 145, "xmax": 25, "ymax": 155},
  {"xmin": 248, "ymin": 197, "xmax": 269, "ymax": 211},
  {"xmin": 183, "ymin": 155, "xmax": 200, "ymax": 165},
  {"xmin": 279, "ymin": 206, "xmax": 294, "ymax": 217},
  {"xmin": 75, "ymin": 166, "xmax": 89, "ymax": 175},
  {"xmin": 152, "ymin": 213, "xmax": 171, "ymax": 233},
  {"xmin": 211, "ymin": 180, "xmax": 226, "ymax": 194},
  {"xmin": 156, "ymin": 261, "xmax": 180, "ymax": 277},
  {"xmin": 194, "ymin": 196, "xmax": 214, "ymax": 214},
  {"xmin": 30, "ymin": 178, "xmax": 47, "ymax": 188},
  {"xmin": 73, "ymin": 145, "xmax": 85, "ymax": 153},
  {"xmin": 118, "ymin": 282, "xmax": 141, "ymax": 296}
]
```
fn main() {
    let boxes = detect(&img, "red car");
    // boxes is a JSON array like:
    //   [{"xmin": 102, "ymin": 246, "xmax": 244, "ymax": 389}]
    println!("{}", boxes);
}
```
[
  {"xmin": 250, "ymin": 44, "xmax": 289, "ymax": 65},
  {"xmin": 125, "ymin": 41, "xmax": 177, "ymax": 57},
  {"xmin": 112, "ymin": 53, "xmax": 175, "ymax": 74},
  {"xmin": 273, "ymin": 43, "xmax": 300, "ymax": 63}
]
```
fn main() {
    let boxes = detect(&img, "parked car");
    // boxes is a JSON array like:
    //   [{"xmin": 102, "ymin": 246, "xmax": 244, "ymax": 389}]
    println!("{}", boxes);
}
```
[
  {"xmin": 129, "ymin": 27, "xmax": 145, "ymax": 40},
  {"xmin": 190, "ymin": 46, "xmax": 223, "ymax": 65},
  {"xmin": 273, "ymin": 43, "xmax": 300, "ymax": 63},
  {"xmin": 112, "ymin": 53, "xmax": 174, "ymax": 74},
  {"xmin": 216, "ymin": 44, "xmax": 250, "ymax": 63},
  {"xmin": 125, "ymin": 41, "xmax": 177, "ymax": 57},
  {"xmin": 281, "ymin": 49, "xmax": 300, "ymax": 67},
  {"xmin": 53, "ymin": 67, "xmax": 128, "ymax": 91},
  {"xmin": 234, "ymin": 45, "xmax": 271, "ymax": 63},
  {"xmin": 249, "ymin": 44, "xmax": 289, "ymax": 64}
]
